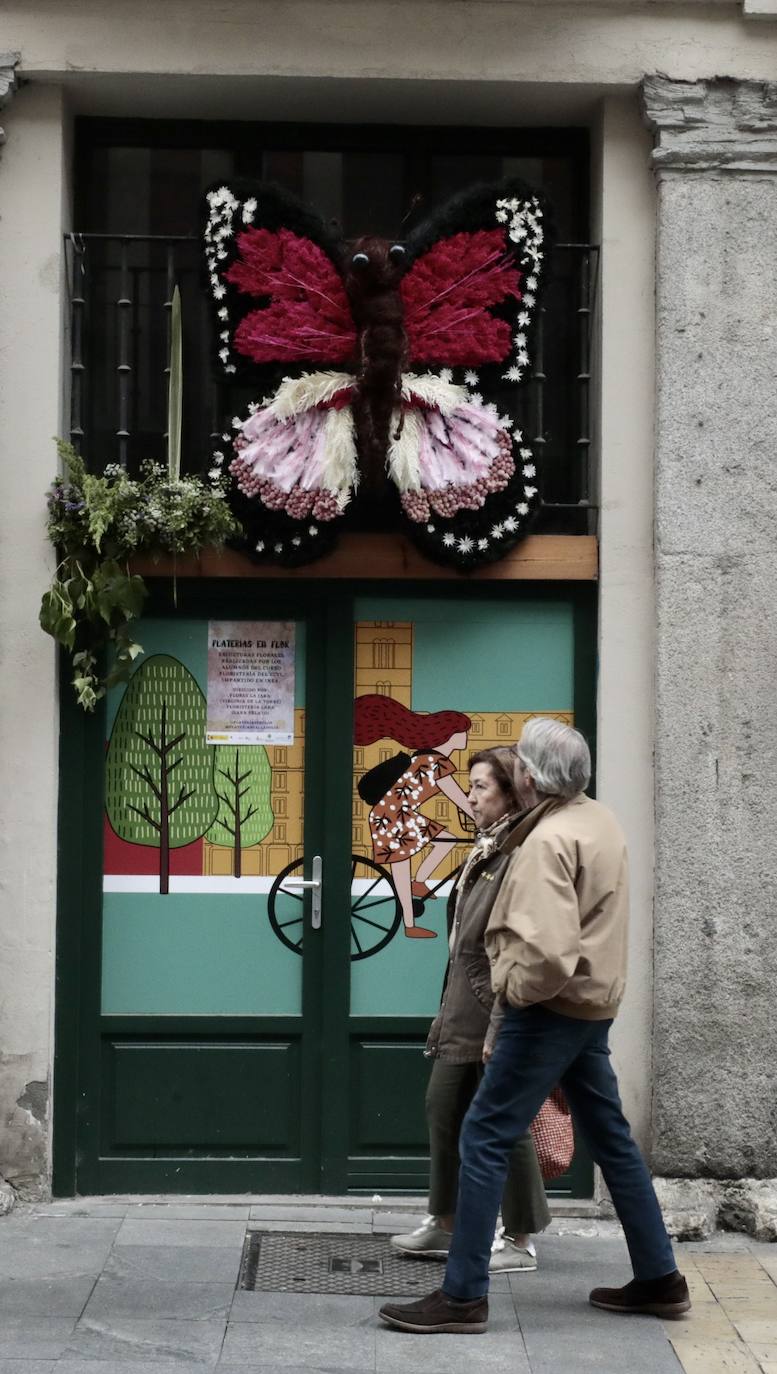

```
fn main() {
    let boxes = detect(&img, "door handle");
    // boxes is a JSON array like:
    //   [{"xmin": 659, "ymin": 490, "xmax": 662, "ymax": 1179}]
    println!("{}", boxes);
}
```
[{"xmin": 284, "ymin": 855, "xmax": 323, "ymax": 929}]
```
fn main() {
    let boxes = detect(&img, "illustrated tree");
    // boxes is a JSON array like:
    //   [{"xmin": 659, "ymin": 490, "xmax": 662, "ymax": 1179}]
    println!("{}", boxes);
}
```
[
  {"xmin": 208, "ymin": 746, "xmax": 274, "ymax": 877},
  {"xmin": 105, "ymin": 655, "xmax": 218, "ymax": 893}
]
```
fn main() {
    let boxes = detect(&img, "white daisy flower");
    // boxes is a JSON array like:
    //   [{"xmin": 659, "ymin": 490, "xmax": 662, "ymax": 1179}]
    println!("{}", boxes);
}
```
[
  {"xmin": 504, "ymin": 366, "xmax": 523, "ymax": 383},
  {"xmin": 308, "ymin": 525, "xmax": 318, "ymax": 536},
  {"xmin": 457, "ymin": 536, "xmax": 474, "ymax": 553},
  {"xmin": 464, "ymin": 371, "xmax": 479, "ymax": 387},
  {"xmin": 208, "ymin": 466, "xmax": 221, "ymax": 480},
  {"xmin": 219, "ymin": 348, "xmax": 229, "ymax": 363},
  {"xmin": 522, "ymin": 464, "xmax": 536, "ymax": 477},
  {"xmin": 503, "ymin": 516, "xmax": 518, "ymax": 532},
  {"xmin": 517, "ymin": 502, "xmax": 530, "ymax": 515},
  {"xmin": 443, "ymin": 533, "xmax": 456, "ymax": 547},
  {"xmin": 491, "ymin": 524, "xmax": 504, "ymax": 538},
  {"xmin": 524, "ymin": 486, "xmax": 537, "ymax": 497},
  {"xmin": 213, "ymin": 285, "xmax": 226, "ymax": 300},
  {"xmin": 478, "ymin": 538, "xmax": 488, "ymax": 550},
  {"xmin": 255, "ymin": 540, "xmax": 265, "ymax": 552},
  {"xmin": 274, "ymin": 543, "xmax": 283, "ymax": 553},
  {"xmin": 225, "ymin": 364, "xmax": 236, "ymax": 373}
]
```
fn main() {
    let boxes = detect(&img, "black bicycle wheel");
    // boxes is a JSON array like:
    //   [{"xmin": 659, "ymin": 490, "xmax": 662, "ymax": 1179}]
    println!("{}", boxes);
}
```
[
  {"xmin": 350, "ymin": 855, "xmax": 403, "ymax": 961},
  {"xmin": 268, "ymin": 857, "xmax": 307, "ymax": 955}
]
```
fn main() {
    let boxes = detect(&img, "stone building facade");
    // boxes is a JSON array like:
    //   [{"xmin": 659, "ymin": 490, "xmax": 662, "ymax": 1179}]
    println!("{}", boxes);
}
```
[{"xmin": 1, "ymin": 2, "xmax": 776, "ymax": 1223}]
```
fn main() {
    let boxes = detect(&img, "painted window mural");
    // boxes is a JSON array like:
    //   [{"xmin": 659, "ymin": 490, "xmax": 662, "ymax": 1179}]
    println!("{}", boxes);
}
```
[
  {"xmin": 349, "ymin": 598, "xmax": 574, "ymax": 1017},
  {"xmin": 101, "ymin": 602, "xmax": 575, "ymax": 1022},
  {"xmin": 102, "ymin": 618, "xmax": 306, "ymax": 1016}
]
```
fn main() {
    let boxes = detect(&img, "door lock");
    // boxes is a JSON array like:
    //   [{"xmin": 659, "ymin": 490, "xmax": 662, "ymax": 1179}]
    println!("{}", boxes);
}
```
[{"xmin": 284, "ymin": 855, "xmax": 323, "ymax": 929}]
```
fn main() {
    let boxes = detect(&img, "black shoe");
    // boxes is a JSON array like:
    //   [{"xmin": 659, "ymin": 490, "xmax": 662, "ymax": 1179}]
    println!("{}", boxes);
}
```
[
  {"xmin": 379, "ymin": 1287, "xmax": 488, "ymax": 1334},
  {"xmin": 589, "ymin": 1270, "xmax": 691, "ymax": 1319}
]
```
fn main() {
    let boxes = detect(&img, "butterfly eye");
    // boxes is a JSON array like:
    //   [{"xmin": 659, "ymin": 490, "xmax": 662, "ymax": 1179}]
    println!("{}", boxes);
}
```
[
  {"xmin": 388, "ymin": 244, "xmax": 406, "ymax": 262},
  {"xmin": 351, "ymin": 252, "xmax": 370, "ymax": 268}
]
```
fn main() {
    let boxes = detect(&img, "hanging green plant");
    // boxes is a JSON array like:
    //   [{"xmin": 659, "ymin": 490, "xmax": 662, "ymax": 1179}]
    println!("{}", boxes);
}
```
[{"xmin": 40, "ymin": 288, "xmax": 241, "ymax": 710}]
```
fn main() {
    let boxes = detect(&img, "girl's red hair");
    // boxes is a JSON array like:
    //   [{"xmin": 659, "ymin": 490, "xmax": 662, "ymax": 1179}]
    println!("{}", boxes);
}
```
[{"xmin": 354, "ymin": 694, "xmax": 471, "ymax": 749}]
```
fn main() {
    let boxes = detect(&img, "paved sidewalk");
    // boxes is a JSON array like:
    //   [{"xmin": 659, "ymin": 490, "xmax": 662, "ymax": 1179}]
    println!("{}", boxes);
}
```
[{"xmin": 0, "ymin": 1197, "xmax": 774, "ymax": 1373}]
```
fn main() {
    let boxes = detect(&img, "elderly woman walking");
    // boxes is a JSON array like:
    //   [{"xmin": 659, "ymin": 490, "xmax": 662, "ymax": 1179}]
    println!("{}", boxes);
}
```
[{"xmin": 391, "ymin": 747, "xmax": 550, "ymax": 1273}]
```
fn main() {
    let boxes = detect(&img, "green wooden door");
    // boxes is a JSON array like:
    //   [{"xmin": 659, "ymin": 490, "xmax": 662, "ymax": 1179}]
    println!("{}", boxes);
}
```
[{"xmin": 54, "ymin": 581, "xmax": 594, "ymax": 1197}]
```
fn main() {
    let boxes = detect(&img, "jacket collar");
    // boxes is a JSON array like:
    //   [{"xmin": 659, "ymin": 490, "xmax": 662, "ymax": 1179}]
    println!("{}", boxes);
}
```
[{"xmin": 500, "ymin": 794, "xmax": 569, "ymax": 856}]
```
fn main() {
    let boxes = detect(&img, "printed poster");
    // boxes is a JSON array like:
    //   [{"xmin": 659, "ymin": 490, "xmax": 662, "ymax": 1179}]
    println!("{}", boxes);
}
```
[{"xmin": 206, "ymin": 620, "xmax": 295, "ymax": 744}]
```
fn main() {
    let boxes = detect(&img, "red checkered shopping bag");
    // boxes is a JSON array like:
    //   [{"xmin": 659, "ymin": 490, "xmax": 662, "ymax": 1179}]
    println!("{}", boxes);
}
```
[{"xmin": 530, "ymin": 1087, "xmax": 574, "ymax": 1180}]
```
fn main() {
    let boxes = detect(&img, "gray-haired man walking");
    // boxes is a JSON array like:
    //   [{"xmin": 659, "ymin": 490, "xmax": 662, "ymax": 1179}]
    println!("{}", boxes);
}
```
[{"xmin": 380, "ymin": 717, "xmax": 689, "ymax": 1334}]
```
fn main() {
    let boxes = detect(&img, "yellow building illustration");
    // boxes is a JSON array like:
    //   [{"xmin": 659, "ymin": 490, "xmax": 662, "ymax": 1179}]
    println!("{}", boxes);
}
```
[{"xmin": 204, "ymin": 621, "xmax": 572, "ymax": 880}]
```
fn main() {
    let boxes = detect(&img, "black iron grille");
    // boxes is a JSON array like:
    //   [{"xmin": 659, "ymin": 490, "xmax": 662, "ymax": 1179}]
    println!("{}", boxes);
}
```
[{"xmin": 238, "ymin": 1230, "xmax": 446, "ymax": 1296}]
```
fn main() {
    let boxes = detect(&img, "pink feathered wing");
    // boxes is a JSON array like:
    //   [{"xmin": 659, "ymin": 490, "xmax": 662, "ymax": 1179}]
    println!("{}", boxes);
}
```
[
  {"xmin": 224, "ymin": 228, "xmax": 357, "ymax": 364},
  {"xmin": 401, "ymin": 229, "xmax": 523, "ymax": 366}
]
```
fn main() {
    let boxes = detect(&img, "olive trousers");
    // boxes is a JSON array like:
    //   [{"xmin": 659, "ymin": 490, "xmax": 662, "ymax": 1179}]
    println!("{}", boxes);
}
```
[{"xmin": 425, "ymin": 1057, "xmax": 551, "ymax": 1237}]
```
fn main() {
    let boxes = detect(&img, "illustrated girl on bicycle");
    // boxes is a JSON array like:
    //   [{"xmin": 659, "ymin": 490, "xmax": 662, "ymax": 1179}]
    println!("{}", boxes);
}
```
[{"xmin": 354, "ymin": 695, "xmax": 476, "ymax": 939}]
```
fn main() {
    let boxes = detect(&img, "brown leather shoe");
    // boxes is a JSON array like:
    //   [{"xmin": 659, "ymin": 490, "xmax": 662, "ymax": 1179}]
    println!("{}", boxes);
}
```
[
  {"xmin": 589, "ymin": 1270, "xmax": 691, "ymax": 1319},
  {"xmin": 404, "ymin": 925, "xmax": 437, "ymax": 938},
  {"xmin": 379, "ymin": 1287, "xmax": 488, "ymax": 1333}
]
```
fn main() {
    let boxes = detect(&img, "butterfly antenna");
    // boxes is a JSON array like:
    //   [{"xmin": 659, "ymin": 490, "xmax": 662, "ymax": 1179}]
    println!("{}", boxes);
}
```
[{"xmin": 399, "ymin": 193, "xmax": 423, "ymax": 232}]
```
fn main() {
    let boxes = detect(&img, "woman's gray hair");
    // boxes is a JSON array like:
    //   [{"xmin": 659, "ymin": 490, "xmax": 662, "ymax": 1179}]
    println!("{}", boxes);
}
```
[{"xmin": 516, "ymin": 717, "xmax": 591, "ymax": 799}]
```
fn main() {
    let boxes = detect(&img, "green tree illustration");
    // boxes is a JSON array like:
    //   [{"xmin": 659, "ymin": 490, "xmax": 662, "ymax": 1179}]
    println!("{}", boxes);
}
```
[
  {"xmin": 208, "ymin": 746, "xmax": 274, "ymax": 878},
  {"xmin": 105, "ymin": 654, "xmax": 217, "ymax": 893}
]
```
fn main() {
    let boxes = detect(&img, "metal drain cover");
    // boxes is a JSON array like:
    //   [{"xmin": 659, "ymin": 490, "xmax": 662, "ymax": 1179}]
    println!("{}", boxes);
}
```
[{"xmin": 239, "ymin": 1230, "xmax": 444, "ymax": 1295}]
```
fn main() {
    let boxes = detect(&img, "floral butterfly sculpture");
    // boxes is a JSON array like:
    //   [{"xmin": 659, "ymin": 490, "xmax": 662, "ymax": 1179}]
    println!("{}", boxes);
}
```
[{"xmin": 203, "ymin": 177, "xmax": 548, "ymax": 569}]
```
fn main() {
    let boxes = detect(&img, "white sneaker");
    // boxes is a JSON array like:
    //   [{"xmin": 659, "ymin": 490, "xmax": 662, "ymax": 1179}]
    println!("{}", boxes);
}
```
[
  {"xmin": 489, "ymin": 1227, "xmax": 538, "ymax": 1273},
  {"xmin": 390, "ymin": 1215, "xmax": 452, "ymax": 1258}
]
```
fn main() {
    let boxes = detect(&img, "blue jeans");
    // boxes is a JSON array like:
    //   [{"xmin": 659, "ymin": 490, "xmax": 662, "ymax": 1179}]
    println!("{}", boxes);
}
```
[{"xmin": 443, "ymin": 1005, "xmax": 676, "ymax": 1300}]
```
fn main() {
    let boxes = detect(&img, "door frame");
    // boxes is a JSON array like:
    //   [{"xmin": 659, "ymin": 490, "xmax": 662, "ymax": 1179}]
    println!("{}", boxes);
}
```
[{"xmin": 53, "ymin": 576, "xmax": 596, "ymax": 1197}]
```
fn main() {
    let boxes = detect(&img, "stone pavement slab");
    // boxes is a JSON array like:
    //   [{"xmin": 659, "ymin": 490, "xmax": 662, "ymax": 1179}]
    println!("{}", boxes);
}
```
[
  {"xmin": 221, "ymin": 1316, "xmax": 374, "ymax": 1370},
  {"xmin": 63, "ymin": 1316, "xmax": 227, "ymax": 1364},
  {"xmin": 0, "ymin": 1318, "xmax": 77, "ymax": 1360},
  {"xmin": 0, "ymin": 1276, "xmax": 96, "ymax": 1317},
  {"xmin": 228, "ymin": 1291, "xmax": 373, "ymax": 1325},
  {"xmin": 83, "ymin": 1277, "xmax": 236, "ymax": 1322},
  {"xmin": 114, "ymin": 1220, "xmax": 246, "ymax": 1249},
  {"xmin": 104, "ymin": 1246, "xmax": 242, "ymax": 1286}
]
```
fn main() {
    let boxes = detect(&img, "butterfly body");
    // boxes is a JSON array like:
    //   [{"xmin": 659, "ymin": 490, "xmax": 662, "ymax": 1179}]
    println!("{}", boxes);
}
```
[
  {"xmin": 345, "ymin": 236, "xmax": 408, "ymax": 493},
  {"xmin": 204, "ymin": 178, "xmax": 548, "ymax": 568}
]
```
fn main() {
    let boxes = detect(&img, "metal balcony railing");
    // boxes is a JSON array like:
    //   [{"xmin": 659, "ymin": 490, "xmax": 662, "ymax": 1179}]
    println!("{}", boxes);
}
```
[{"xmin": 65, "ymin": 233, "xmax": 599, "ymax": 535}]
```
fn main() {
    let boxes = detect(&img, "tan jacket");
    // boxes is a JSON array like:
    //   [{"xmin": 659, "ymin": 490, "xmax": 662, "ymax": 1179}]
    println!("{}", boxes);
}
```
[{"xmin": 485, "ymin": 794, "xmax": 629, "ymax": 1021}]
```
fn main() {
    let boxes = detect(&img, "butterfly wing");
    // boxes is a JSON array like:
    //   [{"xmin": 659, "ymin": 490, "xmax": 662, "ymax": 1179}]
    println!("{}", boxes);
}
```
[
  {"xmin": 204, "ymin": 181, "xmax": 359, "ymax": 563},
  {"xmin": 393, "ymin": 178, "xmax": 547, "ymax": 568}
]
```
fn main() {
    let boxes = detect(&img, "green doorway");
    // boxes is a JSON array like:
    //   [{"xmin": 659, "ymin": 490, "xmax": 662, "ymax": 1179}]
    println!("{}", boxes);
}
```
[{"xmin": 53, "ymin": 581, "xmax": 594, "ymax": 1197}]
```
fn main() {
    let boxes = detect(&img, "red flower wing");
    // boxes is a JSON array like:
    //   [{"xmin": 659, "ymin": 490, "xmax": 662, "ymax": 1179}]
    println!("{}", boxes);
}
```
[
  {"xmin": 401, "ymin": 229, "xmax": 522, "ymax": 366},
  {"xmin": 224, "ymin": 227, "xmax": 357, "ymax": 364}
]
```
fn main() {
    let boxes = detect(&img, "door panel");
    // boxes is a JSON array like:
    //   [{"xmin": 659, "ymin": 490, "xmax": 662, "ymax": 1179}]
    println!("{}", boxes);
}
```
[
  {"xmin": 77, "ymin": 609, "xmax": 321, "ymax": 1193},
  {"xmin": 57, "ymin": 585, "xmax": 595, "ymax": 1198},
  {"xmin": 347, "ymin": 593, "xmax": 592, "ymax": 1195}
]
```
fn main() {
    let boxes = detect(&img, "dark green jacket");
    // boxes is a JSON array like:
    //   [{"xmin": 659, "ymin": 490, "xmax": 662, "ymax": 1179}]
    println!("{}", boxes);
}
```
[{"xmin": 424, "ymin": 825, "xmax": 518, "ymax": 1064}]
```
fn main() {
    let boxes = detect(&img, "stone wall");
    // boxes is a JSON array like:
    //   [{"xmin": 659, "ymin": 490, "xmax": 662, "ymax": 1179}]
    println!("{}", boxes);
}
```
[
  {"xmin": 0, "ymin": 79, "xmax": 69, "ymax": 1198},
  {"xmin": 645, "ymin": 75, "xmax": 777, "ymax": 1178}
]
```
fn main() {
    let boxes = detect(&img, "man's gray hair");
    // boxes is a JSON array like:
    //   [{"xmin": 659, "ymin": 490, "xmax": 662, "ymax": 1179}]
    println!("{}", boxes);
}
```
[{"xmin": 516, "ymin": 717, "xmax": 591, "ymax": 799}]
